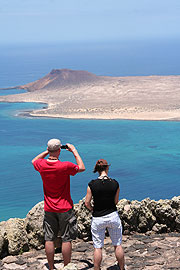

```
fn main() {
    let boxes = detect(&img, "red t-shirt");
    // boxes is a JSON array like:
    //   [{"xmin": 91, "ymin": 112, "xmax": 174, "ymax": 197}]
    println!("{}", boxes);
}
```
[{"xmin": 33, "ymin": 159, "xmax": 79, "ymax": 212}]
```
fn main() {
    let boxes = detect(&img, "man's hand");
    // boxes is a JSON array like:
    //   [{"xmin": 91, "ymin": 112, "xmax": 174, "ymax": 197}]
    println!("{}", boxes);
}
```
[
  {"xmin": 66, "ymin": 143, "xmax": 76, "ymax": 152},
  {"xmin": 66, "ymin": 143, "xmax": 85, "ymax": 172}
]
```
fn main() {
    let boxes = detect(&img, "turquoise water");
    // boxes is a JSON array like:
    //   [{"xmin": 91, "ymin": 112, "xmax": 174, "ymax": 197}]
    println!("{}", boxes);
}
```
[
  {"xmin": 0, "ymin": 100, "xmax": 180, "ymax": 221},
  {"xmin": 0, "ymin": 40, "xmax": 180, "ymax": 221},
  {"xmin": 0, "ymin": 89, "xmax": 27, "ymax": 96}
]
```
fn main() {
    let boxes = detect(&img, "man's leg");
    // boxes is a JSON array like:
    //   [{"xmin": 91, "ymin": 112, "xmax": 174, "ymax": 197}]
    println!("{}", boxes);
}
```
[
  {"xmin": 114, "ymin": 245, "xmax": 125, "ymax": 270},
  {"xmin": 62, "ymin": 241, "xmax": 72, "ymax": 266},
  {"xmin": 94, "ymin": 248, "xmax": 102, "ymax": 270},
  {"xmin": 45, "ymin": 241, "xmax": 55, "ymax": 270}
]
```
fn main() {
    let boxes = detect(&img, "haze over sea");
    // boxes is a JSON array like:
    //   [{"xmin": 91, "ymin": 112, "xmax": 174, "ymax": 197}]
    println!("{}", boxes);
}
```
[{"xmin": 0, "ymin": 39, "xmax": 180, "ymax": 221}]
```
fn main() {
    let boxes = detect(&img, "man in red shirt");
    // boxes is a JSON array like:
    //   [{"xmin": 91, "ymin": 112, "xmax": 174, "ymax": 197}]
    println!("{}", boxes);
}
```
[{"xmin": 32, "ymin": 138, "xmax": 85, "ymax": 270}]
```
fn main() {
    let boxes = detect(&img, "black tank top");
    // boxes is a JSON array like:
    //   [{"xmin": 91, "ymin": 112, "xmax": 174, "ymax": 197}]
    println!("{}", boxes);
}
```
[{"xmin": 88, "ymin": 176, "xmax": 119, "ymax": 217}]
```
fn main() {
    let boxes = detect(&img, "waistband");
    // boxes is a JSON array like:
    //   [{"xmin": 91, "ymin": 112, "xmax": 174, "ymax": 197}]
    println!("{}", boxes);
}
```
[{"xmin": 92, "ymin": 210, "xmax": 119, "ymax": 220}]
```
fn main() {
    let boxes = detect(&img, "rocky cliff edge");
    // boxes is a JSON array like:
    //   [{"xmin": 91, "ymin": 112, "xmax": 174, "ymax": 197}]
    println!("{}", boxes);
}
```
[{"xmin": 0, "ymin": 196, "xmax": 180, "ymax": 259}]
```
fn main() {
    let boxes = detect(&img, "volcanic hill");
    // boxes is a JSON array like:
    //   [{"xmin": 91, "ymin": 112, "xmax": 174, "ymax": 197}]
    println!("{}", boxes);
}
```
[{"xmin": 19, "ymin": 69, "xmax": 102, "ymax": 91}]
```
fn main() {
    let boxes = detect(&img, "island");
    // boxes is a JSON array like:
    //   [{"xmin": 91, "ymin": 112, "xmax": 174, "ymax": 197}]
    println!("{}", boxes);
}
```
[{"xmin": 0, "ymin": 69, "xmax": 180, "ymax": 120}]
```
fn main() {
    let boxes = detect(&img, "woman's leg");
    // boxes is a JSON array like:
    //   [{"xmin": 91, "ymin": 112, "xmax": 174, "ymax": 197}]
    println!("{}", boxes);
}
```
[
  {"xmin": 91, "ymin": 216, "xmax": 106, "ymax": 270},
  {"xmin": 107, "ymin": 212, "xmax": 124, "ymax": 269},
  {"xmin": 94, "ymin": 248, "xmax": 102, "ymax": 270},
  {"xmin": 114, "ymin": 245, "xmax": 125, "ymax": 270}
]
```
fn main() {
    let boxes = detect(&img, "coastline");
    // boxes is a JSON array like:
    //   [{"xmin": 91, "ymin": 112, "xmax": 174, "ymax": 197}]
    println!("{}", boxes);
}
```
[
  {"xmin": 2, "ymin": 96, "xmax": 180, "ymax": 121},
  {"xmin": 28, "ymin": 109, "xmax": 180, "ymax": 121},
  {"xmin": 1, "ymin": 74, "xmax": 180, "ymax": 121},
  {"xmin": 15, "ymin": 101, "xmax": 180, "ymax": 121},
  {"xmin": 5, "ymin": 101, "xmax": 180, "ymax": 122}
]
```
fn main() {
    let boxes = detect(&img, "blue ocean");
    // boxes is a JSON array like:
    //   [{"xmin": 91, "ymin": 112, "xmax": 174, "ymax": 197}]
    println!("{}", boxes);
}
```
[{"xmin": 0, "ymin": 39, "xmax": 180, "ymax": 221}]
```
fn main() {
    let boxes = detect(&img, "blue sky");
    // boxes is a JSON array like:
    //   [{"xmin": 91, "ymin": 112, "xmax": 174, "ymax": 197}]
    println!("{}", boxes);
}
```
[{"xmin": 0, "ymin": 0, "xmax": 180, "ymax": 44}]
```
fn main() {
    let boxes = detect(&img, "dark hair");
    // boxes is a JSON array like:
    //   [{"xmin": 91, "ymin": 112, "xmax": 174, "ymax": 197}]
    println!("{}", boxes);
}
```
[
  {"xmin": 93, "ymin": 159, "xmax": 110, "ymax": 173},
  {"xmin": 93, "ymin": 165, "xmax": 109, "ymax": 173}
]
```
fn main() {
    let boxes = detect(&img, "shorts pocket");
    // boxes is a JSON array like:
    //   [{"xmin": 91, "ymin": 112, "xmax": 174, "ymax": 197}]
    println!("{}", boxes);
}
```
[{"xmin": 68, "ymin": 215, "xmax": 78, "ymax": 239}]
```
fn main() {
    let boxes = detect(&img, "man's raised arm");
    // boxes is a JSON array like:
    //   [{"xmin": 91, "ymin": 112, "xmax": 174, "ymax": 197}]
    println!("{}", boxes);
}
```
[
  {"xmin": 67, "ymin": 144, "xmax": 85, "ymax": 172},
  {"xmin": 32, "ymin": 150, "xmax": 49, "ymax": 164}
]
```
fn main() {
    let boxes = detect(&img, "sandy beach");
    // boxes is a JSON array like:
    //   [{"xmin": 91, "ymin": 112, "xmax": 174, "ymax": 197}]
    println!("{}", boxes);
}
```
[{"xmin": 1, "ymin": 73, "xmax": 180, "ymax": 120}]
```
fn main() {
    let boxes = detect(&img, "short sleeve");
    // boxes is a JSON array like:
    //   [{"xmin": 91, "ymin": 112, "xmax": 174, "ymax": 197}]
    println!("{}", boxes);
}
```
[
  {"xmin": 112, "ymin": 179, "xmax": 119, "ymax": 191},
  {"xmin": 116, "ymin": 180, "xmax": 119, "ymax": 189},
  {"xmin": 66, "ymin": 162, "xmax": 79, "ymax": 176},
  {"xmin": 33, "ymin": 159, "xmax": 42, "ymax": 172},
  {"xmin": 88, "ymin": 180, "xmax": 94, "ymax": 192}
]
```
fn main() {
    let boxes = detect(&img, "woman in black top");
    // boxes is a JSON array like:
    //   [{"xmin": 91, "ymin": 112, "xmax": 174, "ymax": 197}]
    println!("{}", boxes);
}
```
[{"xmin": 85, "ymin": 159, "xmax": 125, "ymax": 270}]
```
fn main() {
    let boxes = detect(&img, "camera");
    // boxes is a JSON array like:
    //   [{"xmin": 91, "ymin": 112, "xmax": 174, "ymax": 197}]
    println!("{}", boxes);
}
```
[{"xmin": 61, "ymin": 145, "xmax": 68, "ymax": 149}]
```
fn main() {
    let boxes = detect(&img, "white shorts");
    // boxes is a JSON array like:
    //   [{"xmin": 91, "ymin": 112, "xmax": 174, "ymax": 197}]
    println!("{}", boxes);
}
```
[{"xmin": 91, "ymin": 211, "xmax": 122, "ymax": 248}]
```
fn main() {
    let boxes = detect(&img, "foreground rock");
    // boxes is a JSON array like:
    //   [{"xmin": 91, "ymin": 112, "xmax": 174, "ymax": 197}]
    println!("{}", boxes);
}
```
[
  {"xmin": 0, "ymin": 196, "xmax": 180, "ymax": 259},
  {"xmin": 75, "ymin": 196, "xmax": 180, "ymax": 240},
  {"xmin": 24, "ymin": 202, "xmax": 44, "ymax": 249},
  {"xmin": 1, "ymin": 233, "xmax": 180, "ymax": 269}
]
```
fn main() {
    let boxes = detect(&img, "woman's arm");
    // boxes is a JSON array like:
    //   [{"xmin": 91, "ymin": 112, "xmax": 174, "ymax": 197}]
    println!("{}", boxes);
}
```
[
  {"xmin": 85, "ymin": 186, "xmax": 93, "ymax": 212},
  {"xmin": 114, "ymin": 187, "xmax": 120, "ymax": 205}
]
